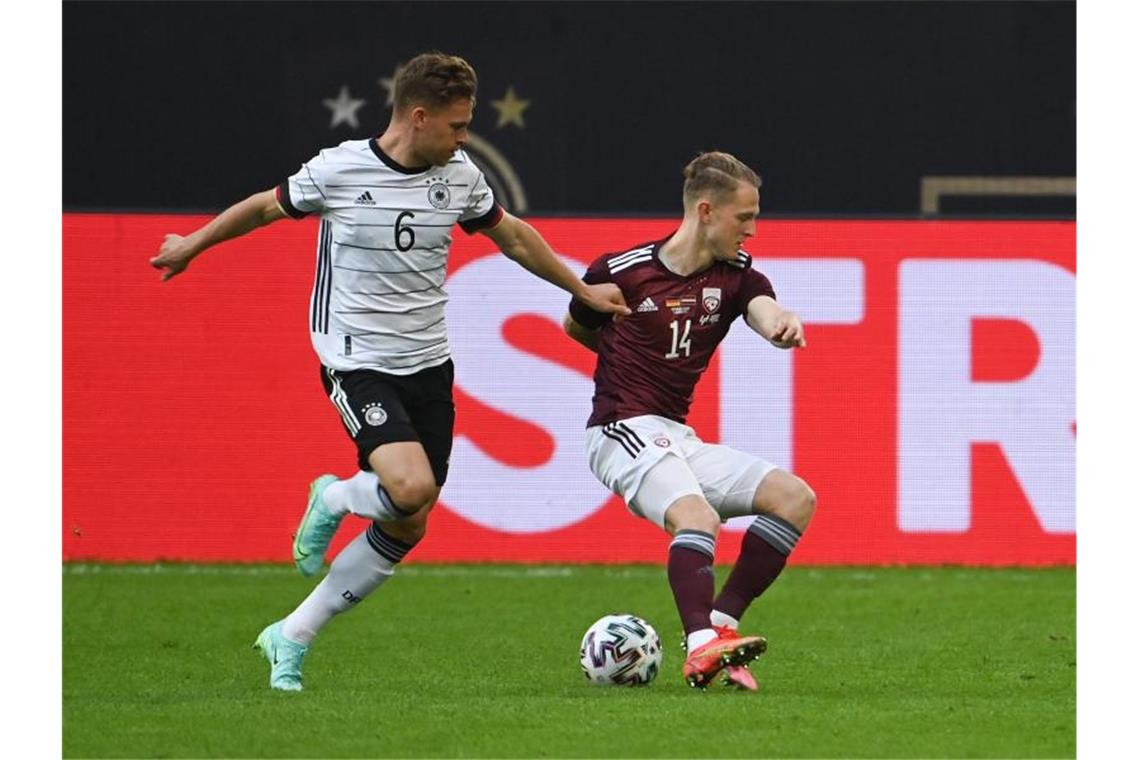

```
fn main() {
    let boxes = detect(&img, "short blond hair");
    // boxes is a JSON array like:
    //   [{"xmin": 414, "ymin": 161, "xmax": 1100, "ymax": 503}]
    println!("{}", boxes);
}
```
[
  {"xmin": 682, "ymin": 151, "xmax": 761, "ymax": 207},
  {"xmin": 394, "ymin": 52, "xmax": 478, "ymax": 112}
]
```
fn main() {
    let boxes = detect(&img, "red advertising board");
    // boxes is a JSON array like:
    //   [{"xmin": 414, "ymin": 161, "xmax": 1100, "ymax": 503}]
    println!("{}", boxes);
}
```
[{"xmin": 63, "ymin": 214, "xmax": 1074, "ymax": 565}]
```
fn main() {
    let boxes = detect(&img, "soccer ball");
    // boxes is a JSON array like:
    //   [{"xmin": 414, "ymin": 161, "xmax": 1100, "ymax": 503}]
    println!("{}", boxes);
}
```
[{"xmin": 578, "ymin": 613, "xmax": 663, "ymax": 686}]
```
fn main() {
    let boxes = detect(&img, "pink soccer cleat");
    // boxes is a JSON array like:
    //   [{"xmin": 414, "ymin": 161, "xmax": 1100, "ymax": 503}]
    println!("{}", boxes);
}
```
[
  {"xmin": 682, "ymin": 628, "xmax": 767, "ymax": 689},
  {"xmin": 721, "ymin": 664, "xmax": 759, "ymax": 691},
  {"xmin": 713, "ymin": 626, "xmax": 761, "ymax": 690}
]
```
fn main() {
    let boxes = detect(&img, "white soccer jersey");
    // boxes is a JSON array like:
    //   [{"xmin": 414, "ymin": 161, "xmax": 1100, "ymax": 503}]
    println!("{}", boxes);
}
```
[{"xmin": 276, "ymin": 139, "xmax": 502, "ymax": 374}]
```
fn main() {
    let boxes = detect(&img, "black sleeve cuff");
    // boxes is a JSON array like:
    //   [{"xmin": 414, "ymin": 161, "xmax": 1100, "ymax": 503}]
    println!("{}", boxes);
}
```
[
  {"xmin": 276, "ymin": 183, "xmax": 308, "ymax": 220},
  {"xmin": 459, "ymin": 203, "xmax": 504, "ymax": 234}
]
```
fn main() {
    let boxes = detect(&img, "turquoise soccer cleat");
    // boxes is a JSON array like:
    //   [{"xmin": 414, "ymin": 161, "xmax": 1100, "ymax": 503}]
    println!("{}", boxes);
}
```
[
  {"xmin": 293, "ymin": 474, "xmax": 343, "ymax": 577},
  {"xmin": 253, "ymin": 621, "xmax": 308, "ymax": 692}
]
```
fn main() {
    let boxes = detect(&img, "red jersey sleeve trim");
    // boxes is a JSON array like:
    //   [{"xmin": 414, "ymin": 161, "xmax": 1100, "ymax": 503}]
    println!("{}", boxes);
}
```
[
  {"xmin": 275, "ymin": 183, "xmax": 309, "ymax": 220},
  {"xmin": 459, "ymin": 203, "xmax": 505, "ymax": 234}
]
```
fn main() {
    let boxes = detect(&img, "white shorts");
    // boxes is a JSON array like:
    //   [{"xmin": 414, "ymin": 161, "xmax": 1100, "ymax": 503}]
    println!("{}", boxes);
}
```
[{"xmin": 585, "ymin": 415, "xmax": 778, "ymax": 528}]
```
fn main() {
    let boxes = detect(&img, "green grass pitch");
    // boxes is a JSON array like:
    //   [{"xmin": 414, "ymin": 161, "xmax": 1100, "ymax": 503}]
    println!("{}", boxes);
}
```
[{"xmin": 63, "ymin": 564, "xmax": 1074, "ymax": 758}]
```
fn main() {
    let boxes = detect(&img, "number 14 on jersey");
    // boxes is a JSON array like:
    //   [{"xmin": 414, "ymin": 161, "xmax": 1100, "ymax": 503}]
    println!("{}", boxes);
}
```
[{"xmin": 665, "ymin": 319, "xmax": 692, "ymax": 359}]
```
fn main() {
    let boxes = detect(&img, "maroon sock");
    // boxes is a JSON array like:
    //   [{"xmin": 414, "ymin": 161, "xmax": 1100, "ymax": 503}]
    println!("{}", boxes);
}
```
[
  {"xmin": 713, "ymin": 528, "xmax": 791, "ymax": 621},
  {"xmin": 667, "ymin": 530, "xmax": 717, "ymax": 635}
]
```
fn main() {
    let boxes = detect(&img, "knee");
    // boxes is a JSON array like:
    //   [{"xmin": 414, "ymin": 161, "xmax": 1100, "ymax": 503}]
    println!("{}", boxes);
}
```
[
  {"xmin": 758, "ymin": 472, "xmax": 817, "ymax": 533},
  {"xmin": 787, "ymin": 479, "xmax": 817, "ymax": 530},
  {"xmin": 384, "ymin": 474, "xmax": 438, "ymax": 514},
  {"xmin": 665, "ymin": 497, "xmax": 721, "ymax": 537}
]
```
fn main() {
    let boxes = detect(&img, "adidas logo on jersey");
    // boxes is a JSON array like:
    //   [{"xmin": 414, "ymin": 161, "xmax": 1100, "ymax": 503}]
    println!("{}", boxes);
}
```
[
  {"xmin": 354, "ymin": 191, "xmax": 376, "ymax": 206},
  {"xmin": 636, "ymin": 297, "xmax": 658, "ymax": 313}
]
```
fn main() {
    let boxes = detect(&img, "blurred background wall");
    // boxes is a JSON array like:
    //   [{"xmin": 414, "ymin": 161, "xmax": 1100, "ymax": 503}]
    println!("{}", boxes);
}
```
[
  {"xmin": 62, "ymin": 2, "xmax": 1075, "ymax": 564},
  {"xmin": 63, "ymin": 0, "xmax": 1075, "ymax": 217}
]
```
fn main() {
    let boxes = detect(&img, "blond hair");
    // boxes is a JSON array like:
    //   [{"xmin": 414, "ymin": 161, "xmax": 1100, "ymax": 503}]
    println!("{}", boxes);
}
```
[{"xmin": 682, "ymin": 151, "xmax": 761, "ymax": 207}]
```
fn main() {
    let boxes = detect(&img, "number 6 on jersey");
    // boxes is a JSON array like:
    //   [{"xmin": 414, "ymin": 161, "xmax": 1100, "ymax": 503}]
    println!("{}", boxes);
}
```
[{"xmin": 394, "ymin": 211, "xmax": 416, "ymax": 252}]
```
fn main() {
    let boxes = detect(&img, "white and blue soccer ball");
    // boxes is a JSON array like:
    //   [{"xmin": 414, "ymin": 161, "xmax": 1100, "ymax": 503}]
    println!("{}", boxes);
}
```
[{"xmin": 579, "ymin": 613, "xmax": 662, "ymax": 686}]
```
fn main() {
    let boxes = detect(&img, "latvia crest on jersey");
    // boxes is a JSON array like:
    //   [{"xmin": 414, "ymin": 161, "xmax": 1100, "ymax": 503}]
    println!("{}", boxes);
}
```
[
  {"xmin": 699, "ymin": 287, "xmax": 723, "ymax": 325},
  {"xmin": 702, "ymin": 287, "xmax": 722, "ymax": 313}
]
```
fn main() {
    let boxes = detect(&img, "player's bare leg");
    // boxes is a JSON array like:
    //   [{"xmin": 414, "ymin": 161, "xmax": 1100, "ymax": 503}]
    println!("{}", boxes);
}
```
[
  {"xmin": 294, "ymin": 442, "xmax": 438, "ymax": 575},
  {"xmin": 753, "ymin": 469, "xmax": 816, "ymax": 534}
]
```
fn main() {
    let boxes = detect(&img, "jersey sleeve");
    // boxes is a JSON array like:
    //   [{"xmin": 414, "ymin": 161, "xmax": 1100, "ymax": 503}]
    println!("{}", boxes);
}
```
[
  {"xmin": 458, "ymin": 167, "xmax": 504, "ymax": 234},
  {"xmin": 276, "ymin": 150, "xmax": 331, "ymax": 219},
  {"xmin": 736, "ymin": 266, "xmax": 777, "ymax": 313},
  {"xmin": 568, "ymin": 256, "xmax": 615, "ymax": 329}
]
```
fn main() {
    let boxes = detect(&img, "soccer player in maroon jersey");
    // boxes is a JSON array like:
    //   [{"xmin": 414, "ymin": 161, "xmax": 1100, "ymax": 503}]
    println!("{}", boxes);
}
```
[{"xmin": 563, "ymin": 151, "xmax": 817, "ymax": 690}]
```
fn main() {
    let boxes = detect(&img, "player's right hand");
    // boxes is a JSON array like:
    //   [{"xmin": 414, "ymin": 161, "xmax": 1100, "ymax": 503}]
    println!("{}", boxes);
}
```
[
  {"xmin": 149, "ymin": 234, "xmax": 196, "ymax": 281},
  {"xmin": 769, "ymin": 311, "xmax": 807, "ymax": 349}
]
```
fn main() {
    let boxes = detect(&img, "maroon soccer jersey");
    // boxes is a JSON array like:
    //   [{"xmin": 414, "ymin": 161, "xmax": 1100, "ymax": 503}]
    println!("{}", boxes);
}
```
[{"xmin": 569, "ymin": 236, "xmax": 776, "ymax": 427}]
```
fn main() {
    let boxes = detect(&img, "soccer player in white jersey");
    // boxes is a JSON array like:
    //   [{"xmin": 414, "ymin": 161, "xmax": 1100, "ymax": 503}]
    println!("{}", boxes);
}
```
[
  {"xmin": 563, "ymin": 152, "xmax": 817, "ymax": 690},
  {"xmin": 149, "ymin": 52, "xmax": 629, "ymax": 691}
]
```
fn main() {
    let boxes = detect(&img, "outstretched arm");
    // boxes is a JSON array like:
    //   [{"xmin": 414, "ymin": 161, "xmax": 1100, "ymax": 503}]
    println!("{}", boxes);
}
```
[
  {"xmin": 563, "ymin": 312, "xmax": 602, "ymax": 353},
  {"xmin": 745, "ymin": 295, "xmax": 807, "ymax": 349},
  {"xmin": 482, "ymin": 212, "xmax": 630, "ymax": 319},
  {"xmin": 149, "ymin": 189, "xmax": 286, "ymax": 281}
]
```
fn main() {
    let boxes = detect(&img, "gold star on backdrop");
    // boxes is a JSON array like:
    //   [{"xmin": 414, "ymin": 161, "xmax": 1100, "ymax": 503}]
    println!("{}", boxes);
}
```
[{"xmin": 491, "ymin": 86, "xmax": 531, "ymax": 129}]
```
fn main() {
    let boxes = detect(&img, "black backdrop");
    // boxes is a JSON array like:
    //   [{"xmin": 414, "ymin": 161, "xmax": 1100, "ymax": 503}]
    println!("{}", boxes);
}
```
[{"xmin": 63, "ymin": 1, "xmax": 1075, "ymax": 215}]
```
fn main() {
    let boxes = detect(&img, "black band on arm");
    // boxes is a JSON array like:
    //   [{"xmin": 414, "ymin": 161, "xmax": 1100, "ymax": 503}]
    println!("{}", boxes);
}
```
[
  {"xmin": 569, "ymin": 296, "xmax": 613, "ymax": 330},
  {"xmin": 459, "ymin": 203, "xmax": 504, "ymax": 234},
  {"xmin": 275, "ymin": 183, "xmax": 308, "ymax": 219}
]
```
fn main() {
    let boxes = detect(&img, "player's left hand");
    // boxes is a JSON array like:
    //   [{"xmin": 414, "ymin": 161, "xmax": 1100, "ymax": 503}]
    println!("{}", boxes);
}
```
[
  {"xmin": 580, "ymin": 283, "xmax": 632, "ymax": 321},
  {"xmin": 769, "ymin": 311, "xmax": 807, "ymax": 349}
]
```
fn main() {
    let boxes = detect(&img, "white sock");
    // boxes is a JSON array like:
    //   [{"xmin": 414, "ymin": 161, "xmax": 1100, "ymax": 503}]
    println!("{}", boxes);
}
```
[
  {"xmin": 686, "ymin": 628, "xmax": 718, "ymax": 651},
  {"xmin": 281, "ymin": 530, "xmax": 394, "ymax": 645},
  {"xmin": 322, "ymin": 470, "xmax": 406, "ymax": 521},
  {"xmin": 710, "ymin": 610, "xmax": 739, "ymax": 629}
]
